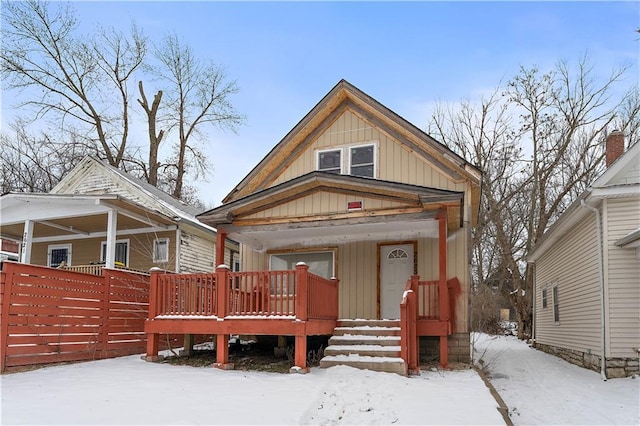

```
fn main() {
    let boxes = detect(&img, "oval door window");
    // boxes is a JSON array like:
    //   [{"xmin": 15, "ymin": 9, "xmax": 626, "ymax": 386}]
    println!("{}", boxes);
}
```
[{"xmin": 387, "ymin": 248, "xmax": 408, "ymax": 259}]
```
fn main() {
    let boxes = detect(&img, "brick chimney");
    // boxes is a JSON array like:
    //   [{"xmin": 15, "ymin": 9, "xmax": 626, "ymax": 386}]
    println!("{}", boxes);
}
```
[{"xmin": 605, "ymin": 131, "xmax": 624, "ymax": 168}]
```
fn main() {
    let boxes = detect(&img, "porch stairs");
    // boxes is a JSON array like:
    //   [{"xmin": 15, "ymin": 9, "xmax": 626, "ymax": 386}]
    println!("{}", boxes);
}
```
[{"xmin": 320, "ymin": 319, "xmax": 407, "ymax": 376}]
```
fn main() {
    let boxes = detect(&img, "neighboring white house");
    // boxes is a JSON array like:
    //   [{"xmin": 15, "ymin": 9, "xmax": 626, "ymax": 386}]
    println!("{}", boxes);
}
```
[
  {"xmin": 0, "ymin": 156, "xmax": 238, "ymax": 274},
  {"xmin": 528, "ymin": 131, "xmax": 640, "ymax": 379}
]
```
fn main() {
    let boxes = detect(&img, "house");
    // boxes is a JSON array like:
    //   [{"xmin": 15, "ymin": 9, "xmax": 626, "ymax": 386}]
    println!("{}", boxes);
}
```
[
  {"xmin": 0, "ymin": 156, "xmax": 239, "ymax": 275},
  {"xmin": 143, "ymin": 80, "xmax": 481, "ymax": 374},
  {"xmin": 528, "ymin": 131, "xmax": 640, "ymax": 379}
]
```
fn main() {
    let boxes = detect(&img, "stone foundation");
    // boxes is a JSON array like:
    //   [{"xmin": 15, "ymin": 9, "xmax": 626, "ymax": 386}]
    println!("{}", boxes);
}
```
[
  {"xmin": 534, "ymin": 342, "xmax": 639, "ymax": 378},
  {"xmin": 419, "ymin": 333, "xmax": 471, "ymax": 364}
]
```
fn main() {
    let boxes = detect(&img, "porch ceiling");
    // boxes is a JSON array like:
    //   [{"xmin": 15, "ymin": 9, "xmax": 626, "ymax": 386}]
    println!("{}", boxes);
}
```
[
  {"xmin": 219, "ymin": 211, "xmax": 440, "ymax": 251},
  {"xmin": 0, "ymin": 193, "xmax": 177, "ymax": 243}
]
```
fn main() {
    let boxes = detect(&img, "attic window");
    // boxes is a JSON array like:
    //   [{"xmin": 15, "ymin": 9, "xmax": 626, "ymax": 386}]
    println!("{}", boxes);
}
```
[
  {"xmin": 316, "ymin": 143, "xmax": 376, "ymax": 178},
  {"xmin": 318, "ymin": 150, "xmax": 341, "ymax": 174}
]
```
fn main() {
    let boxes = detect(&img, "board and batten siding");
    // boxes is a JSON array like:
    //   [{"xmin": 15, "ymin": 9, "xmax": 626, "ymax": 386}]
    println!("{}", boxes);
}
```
[
  {"xmin": 270, "ymin": 110, "xmax": 465, "ymax": 193},
  {"xmin": 604, "ymin": 197, "xmax": 640, "ymax": 359},
  {"xmin": 535, "ymin": 213, "xmax": 602, "ymax": 355},
  {"xmin": 239, "ymin": 227, "xmax": 469, "ymax": 330},
  {"xmin": 241, "ymin": 192, "xmax": 409, "ymax": 220}
]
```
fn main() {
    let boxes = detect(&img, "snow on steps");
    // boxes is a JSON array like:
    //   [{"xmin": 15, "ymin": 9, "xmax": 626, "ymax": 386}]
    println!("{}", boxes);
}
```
[{"xmin": 320, "ymin": 319, "xmax": 408, "ymax": 376}]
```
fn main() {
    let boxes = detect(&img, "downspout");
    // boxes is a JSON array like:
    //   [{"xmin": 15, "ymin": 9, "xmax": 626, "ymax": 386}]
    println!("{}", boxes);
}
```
[{"xmin": 580, "ymin": 199, "xmax": 607, "ymax": 381}]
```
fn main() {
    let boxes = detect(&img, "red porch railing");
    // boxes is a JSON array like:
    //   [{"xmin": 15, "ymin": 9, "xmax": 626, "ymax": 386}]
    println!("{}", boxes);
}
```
[
  {"xmin": 417, "ymin": 280, "xmax": 440, "ymax": 319},
  {"xmin": 148, "ymin": 263, "xmax": 339, "ymax": 320}
]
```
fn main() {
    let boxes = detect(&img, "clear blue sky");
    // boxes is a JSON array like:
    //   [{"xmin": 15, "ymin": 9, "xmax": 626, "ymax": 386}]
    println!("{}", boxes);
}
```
[{"xmin": 3, "ymin": 1, "xmax": 639, "ymax": 207}]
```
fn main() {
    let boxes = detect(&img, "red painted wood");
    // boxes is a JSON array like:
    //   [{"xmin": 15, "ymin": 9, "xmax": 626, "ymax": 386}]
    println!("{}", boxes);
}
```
[
  {"xmin": 295, "ymin": 264, "xmax": 308, "ymax": 321},
  {"xmin": 1, "ymin": 263, "xmax": 151, "ymax": 371},
  {"xmin": 294, "ymin": 334, "xmax": 307, "ymax": 370},
  {"xmin": 216, "ymin": 231, "xmax": 227, "ymax": 268},
  {"xmin": 437, "ymin": 211, "xmax": 450, "ymax": 368}
]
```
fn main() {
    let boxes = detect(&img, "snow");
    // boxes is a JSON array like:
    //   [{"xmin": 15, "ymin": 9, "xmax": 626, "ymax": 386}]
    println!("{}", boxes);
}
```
[
  {"xmin": 1, "ymin": 333, "xmax": 638, "ymax": 425},
  {"xmin": 473, "ymin": 333, "xmax": 640, "ymax": 425},
  {"xmin": 1, "ymin": 359, "xmax": 501, "ymax": 425}
]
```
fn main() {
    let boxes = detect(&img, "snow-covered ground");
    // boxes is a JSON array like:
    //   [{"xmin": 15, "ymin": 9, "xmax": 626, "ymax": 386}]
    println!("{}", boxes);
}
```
[
  {"xmin": 473, "ymin": 333, "xmax": 640, "ymax": 425},
  {"xmin": 1, "ymin": 334, "xmax": 638, "ymax": 425},
  {"xmin": 1, "ymin": 355, "xmax": 502, "ymax": 425}
]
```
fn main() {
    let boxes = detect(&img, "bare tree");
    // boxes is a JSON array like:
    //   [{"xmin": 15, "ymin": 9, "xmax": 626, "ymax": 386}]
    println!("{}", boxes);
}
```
[
  {"xmin": 0, "ymin": 119, "xmax": 90, "ymax": 193},
  {"xmin": 137, "ymin": 81, "xmax": 164, "ymax": 186},
  {"xmin": 1, "ymin": 0, "xmax": 147, "ymax": 167},
  {"xmin": 430, "ymin": 57, "xmax": 639, "ymax": 339},
  {"xmin": 150, "ymin": 32, "xmax": 244, "ymax": 199}
]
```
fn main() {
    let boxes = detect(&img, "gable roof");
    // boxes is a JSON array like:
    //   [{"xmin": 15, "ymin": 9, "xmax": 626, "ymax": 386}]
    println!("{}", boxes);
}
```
[
  {"xmin": 528, "ymin": 141, "xmax": 640, "ymax": 262},
  {"xmin": 223, "ymin": 79, "xmax": 481, "ymax": 203},
  {"xmin": 50, "ymin": 156, "xmax": 215, "ymax": 234}
]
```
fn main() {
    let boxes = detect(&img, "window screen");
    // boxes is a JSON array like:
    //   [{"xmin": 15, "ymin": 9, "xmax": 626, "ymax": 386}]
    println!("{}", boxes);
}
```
[
  {"xmin": 318, "ymin": 150, "xmax": 342, "ymax": 174},
  {"xmin": 350, "ymin": 145, "xmax": 374, "ymax": 177}
]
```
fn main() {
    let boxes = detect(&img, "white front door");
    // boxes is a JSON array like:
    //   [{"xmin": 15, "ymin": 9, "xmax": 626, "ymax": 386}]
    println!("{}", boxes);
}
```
[{"xmin": 380, "ymin": 244, "xmax": 414, "ymax": 319}]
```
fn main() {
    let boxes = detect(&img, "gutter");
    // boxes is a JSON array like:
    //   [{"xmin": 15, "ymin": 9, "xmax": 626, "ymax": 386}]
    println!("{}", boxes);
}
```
[{"xmin": 580, "ymin": 200, "xmax": 607, "ymax": 381}]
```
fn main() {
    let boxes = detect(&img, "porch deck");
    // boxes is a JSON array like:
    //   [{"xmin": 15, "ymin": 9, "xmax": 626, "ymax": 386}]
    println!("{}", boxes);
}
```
[{"xmin": 145, "ymin": 264, "xmax": 457, "ymax": 373}]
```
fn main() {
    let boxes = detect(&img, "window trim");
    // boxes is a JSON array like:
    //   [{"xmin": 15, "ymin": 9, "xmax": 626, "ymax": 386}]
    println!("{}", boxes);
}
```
[
  {"xmin": 100, "ymin": 239, "xmax": 130, "ymax": 267},
  {"xmin": 315, "ymin": 142, "xmax": 377, "ymax": 178},
  {"xmin": 153, "ymin": 238, "xmax": 170, "ymax": 263},
  {"xmin": 316, "ymin": 148, "xmax": 342, "ymax": 174},
  {"xmin": 47, "ymin": 243, "xmax": 72, "ymax": 267},
  {"xmin": 348, "ymin": 143, "xmax": 376, "ymax": 178},
  {"xmin": 552, "ymin": 284, "xmax": 560, "ymax": 324},
  {"xmin": 268, "ymin": 249, "xmax": 336, "ymax": 279},
  {"xmin": 542, "ymin": 287, "xmax": 548, "ymax": 309}
]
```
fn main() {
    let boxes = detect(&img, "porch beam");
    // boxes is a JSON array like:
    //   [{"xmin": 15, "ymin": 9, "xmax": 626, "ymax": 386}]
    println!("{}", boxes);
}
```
[
  {"xmin": 30, "ymin": 225, "xmax": 177, "ymax": 243},
  {"xmin": 230, "ymin": 210, "xmax": 439, "ymax": 232},
  {"xmin": 101, "ymin": 202, "xmax": 170, "ymax": 229},
  {"xmin": 39, "ymin": 220, "xmax": 90, "ymax": 236}
]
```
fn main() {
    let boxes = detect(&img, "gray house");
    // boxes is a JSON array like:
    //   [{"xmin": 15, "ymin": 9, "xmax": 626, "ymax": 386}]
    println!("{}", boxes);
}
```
[{"xmin": 528, "ymin": 131, "xmax": 640, "ymax": 379}]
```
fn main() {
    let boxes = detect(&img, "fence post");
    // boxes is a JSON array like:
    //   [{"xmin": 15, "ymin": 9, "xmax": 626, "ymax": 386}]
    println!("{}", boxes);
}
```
[
  {"xmin": 144, "ymin": 268, "xmax": 161, "ymax": 361},
  {"xmin": 100, "ymin": 269, "xmax": 111, "ymax": 359},
  {"xmin": 0, "ymin": 262, "xmax": 15, "ymax": 373}
]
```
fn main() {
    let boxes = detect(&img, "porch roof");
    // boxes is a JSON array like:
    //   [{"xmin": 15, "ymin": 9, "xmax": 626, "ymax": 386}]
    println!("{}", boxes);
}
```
[
  {"xmin": 198, "ymin": 172, "xmax": 464, "ymax": 251},
  {"xmin": 0, "ymin": 193, "xmax": 177, "ymax": 243}
]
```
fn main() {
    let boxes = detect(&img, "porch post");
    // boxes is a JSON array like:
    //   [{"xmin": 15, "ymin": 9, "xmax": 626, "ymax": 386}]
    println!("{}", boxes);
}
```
[
  {"xmin": 292, "ymin": 262, "xmax": 310, "ymax": 373},
  {"xmin": 438, "ymin": 210, "xmax": 449, "ymax": 368},
  {"xmin": 20, "ymin": 220, "xmax": 33, "ymax": 264},
  {"xmin": 213, "ymin": 264, "xmax": 233, "ymax": 370},
  {"xmin": 105, "ymin": 209, "xmax": 117, "ymax": 268},
  {"xmin": 215, "ymin": 230, "xmax": 228, "ymax": 268}
]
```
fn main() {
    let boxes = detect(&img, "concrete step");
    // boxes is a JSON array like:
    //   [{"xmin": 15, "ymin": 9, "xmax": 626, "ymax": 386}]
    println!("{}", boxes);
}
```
[
  {"xmin": 333, "ymin": 326, "xmax": 401, "ymax": 337},
  {"xmin": 324, "ymin": 344, "xmax": 401, "ymax": 358},
  {"xmin": 337, "ymin": 319, "xmax": 400, "ymax": 328},
  {"xmin": 328, "ymin": 334, "xmax": 400, "ymax": 346},
  {"xmin": 320, "ymin": 355, "xmax": 407, "ymax": 376}
]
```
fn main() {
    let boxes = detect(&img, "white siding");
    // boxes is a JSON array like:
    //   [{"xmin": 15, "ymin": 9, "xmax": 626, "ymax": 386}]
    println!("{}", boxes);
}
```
[
  {"xmin": 604, "ymin": 197, "xmax": 640, "ymax": 358},
  {"xmin": 178, "ymin": 228, "xmax": 215, "ymax": 273},
  {"xmin": 535, "ymin": 213, "xmax": 602, "ymax": 355}
]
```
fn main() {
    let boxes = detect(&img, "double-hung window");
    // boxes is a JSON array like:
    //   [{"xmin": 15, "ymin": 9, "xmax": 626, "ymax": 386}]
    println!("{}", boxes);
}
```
[
  {"xmin": 48, "ymin": 244, "xmax": 71, "ymax": 267},
  {"xmin": 153, "ymin": 238, "xmax": 170, "ymax": 263},
  {"xmin": 317, "ymin": 143, "xmax": 376, "ymax": 178},
  {"xmin": 101, "ymin": 239, "xmax": 129, "ymax": 266},
  {"xmin": 552, "ymin": 285, "xmax": 560, "ymax": 323}
]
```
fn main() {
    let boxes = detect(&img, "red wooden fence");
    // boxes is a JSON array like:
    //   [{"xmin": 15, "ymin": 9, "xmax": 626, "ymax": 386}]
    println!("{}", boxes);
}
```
[{"xmin": 0, "ymin": 262, "xmax": 163, "ymax": 373}]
